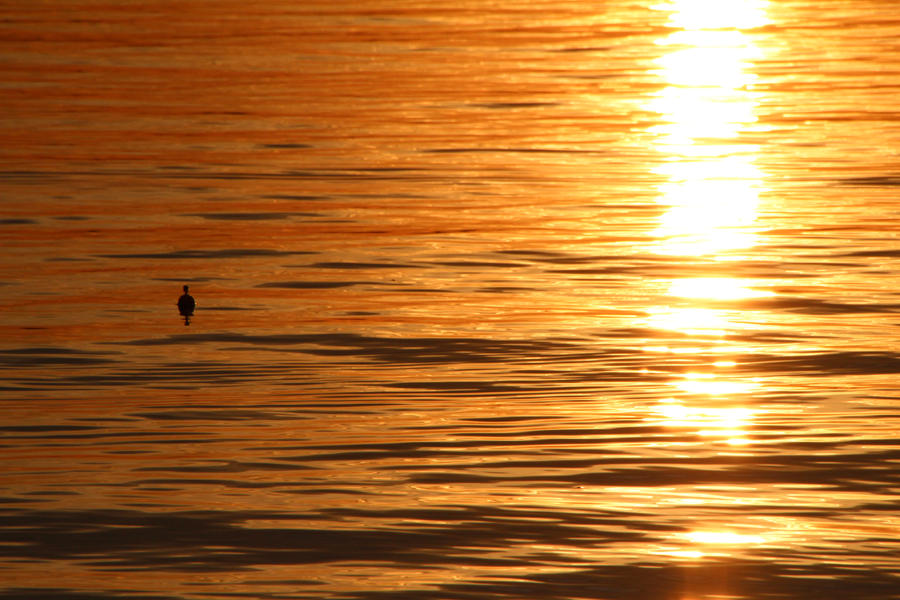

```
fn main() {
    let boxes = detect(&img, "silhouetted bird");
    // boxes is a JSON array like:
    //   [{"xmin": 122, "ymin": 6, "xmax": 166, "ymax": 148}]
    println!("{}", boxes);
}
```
[{"xmin": 177, "ymin": 285, "xmax": 195, "ymax": 317}]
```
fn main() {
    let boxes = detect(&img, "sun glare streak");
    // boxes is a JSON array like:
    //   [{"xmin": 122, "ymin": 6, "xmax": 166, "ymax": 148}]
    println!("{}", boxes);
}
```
[
  {"xmin": 674, "ymin": 376, "xmax": 760, "ymax": 396},
  {"xmin": 654, "ymin": 39, "xmax": 761, "ymax": 89},
  {"xmin": 647, "ymin": 1, "xmax": 768, "ymax": 261},
  {"xmin": 685, "ymin": 531, "xmax": 766, "ymax": 545},
  {"xmin": 638, "ymin": 2, "xmax": 773, "ymax": 485},
  {"xmin": 653, "ymin": 0, "xmax": 771, "ymax": 30},
  {"xmin": 654, "ymin": 527, "xmax": 774, "ymax": 560},
  {"xmin": 641, "ymin": 0, "xmax": 773, "ymax": 353},
  {"xmin": 643, "ymin": 307, "xmax": 731, "ymax": 337},
  {"xmin": 651, "ymin": 396, "xmax": 759, "ymax": 446},
  {"xmin": 669, "ymin": 278, "xmax": 774, "ymax": 300},
  {"xmin": 654, "ymin": 400, "xmax": 755, "ymax": 425},
  {"xmin": 654, "ymin": 155, "xmax": 762, "ymax": 182}
]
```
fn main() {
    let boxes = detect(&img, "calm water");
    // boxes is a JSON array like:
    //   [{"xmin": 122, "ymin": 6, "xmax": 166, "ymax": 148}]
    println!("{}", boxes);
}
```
[{"xmin": 3, "ymin": 1, "xmax": 900, "ymax": 598}]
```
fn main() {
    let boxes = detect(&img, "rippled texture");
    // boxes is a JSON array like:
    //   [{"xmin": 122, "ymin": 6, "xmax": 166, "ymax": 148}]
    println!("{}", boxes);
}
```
[{"xmin": 3, "ymin": 1, "xmax": 900, "ymax": 598}]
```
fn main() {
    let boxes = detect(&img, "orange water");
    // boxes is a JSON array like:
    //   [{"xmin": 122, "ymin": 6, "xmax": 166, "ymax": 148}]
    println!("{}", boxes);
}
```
[{"xmin": 3, "ymin": 1, "xmax": 900, "ymax": 598}]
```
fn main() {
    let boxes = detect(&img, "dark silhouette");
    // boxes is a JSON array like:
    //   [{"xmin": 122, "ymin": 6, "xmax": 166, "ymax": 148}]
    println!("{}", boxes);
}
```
[{"xmin": 177, "ymin": 285, "xmax": 195, "ymax": 325}]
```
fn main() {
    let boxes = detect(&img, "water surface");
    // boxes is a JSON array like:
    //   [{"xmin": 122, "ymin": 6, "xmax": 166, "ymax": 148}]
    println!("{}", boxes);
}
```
[{"xmin": 3, "ymin": 1, "xmax": 900, "ymax": 598}]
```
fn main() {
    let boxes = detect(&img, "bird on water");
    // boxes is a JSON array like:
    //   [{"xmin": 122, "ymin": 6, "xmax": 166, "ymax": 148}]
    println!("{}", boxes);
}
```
[{"xmin": 177, "ymin": 285, "xmax": 195, "ymax": 325}]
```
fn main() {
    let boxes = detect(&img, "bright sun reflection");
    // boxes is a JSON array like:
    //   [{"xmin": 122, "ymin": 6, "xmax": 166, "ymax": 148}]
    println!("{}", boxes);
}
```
[
  {"xmin": 654, "ymin": 30, "xmax": 763, "ymax": 89},
  {"xmin": 643, "ymin": 0, "xmax": 772, "ymax": 336},
  {"xmin": 674, "ymin": 373, "xmax": 760, "ymax": 396},
  {"xmin": 639, "ymin": 1, "xmax": 772, "ymax": 501},
  {"xmin": 642, "ymin": 306, "xmax": 755, "ymax": 337},
  {"xmin": 647, "ymin": 1, "xmax": 768, "ymax": 259},
  {"xmin": 685, "ymin": 530, "xmax": 766, "ymax": 545},
  {"xmin": 653, "ymin": 0, "xmax": 771, "ymax": 30},
  {"xmin": 669, "ymin": 278, "xmax": 773, "ymax": 300},
  {"xmin": 655, "ymin": 528, "xmax": 769, "ymax": 560},
  {"xmin": 652, "ymin": 396, "xmax": 758, "ymax": 445}
]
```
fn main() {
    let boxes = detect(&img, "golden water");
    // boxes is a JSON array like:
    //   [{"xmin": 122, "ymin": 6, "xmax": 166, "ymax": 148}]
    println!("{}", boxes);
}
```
[{"xmin": 3, "ymin": 1, "xmax": 900, "ymax": 598}]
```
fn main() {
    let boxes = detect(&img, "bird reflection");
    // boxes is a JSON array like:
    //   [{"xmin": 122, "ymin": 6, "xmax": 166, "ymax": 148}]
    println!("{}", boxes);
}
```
[{"xmin": 177, "ymin": 284, "xmax": 195, "ymax": 326}]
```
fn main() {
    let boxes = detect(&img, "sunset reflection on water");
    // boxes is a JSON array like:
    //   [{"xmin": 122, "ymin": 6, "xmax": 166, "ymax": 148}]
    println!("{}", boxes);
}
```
[
  {"xmin": 646, "ymin": 0, "xmax": 771, "ymax": 336},
  {"xmin": 645, "ymin": 0, "xmax": 775, "ymax": 560},
  {"xmin": 4, "ymin": 0, "xmax": 900, "ymax": 597},
  {"xmin": 648, "ymin": 0, "xmax": 768, "ymax": 260}
]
